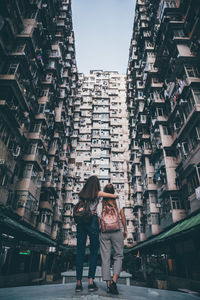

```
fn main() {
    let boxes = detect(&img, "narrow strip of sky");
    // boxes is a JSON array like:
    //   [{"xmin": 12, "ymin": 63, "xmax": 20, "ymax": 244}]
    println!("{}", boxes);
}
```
[{"xmin": 72, "ymin": 0, "xmax": 135, "ymax": 74}]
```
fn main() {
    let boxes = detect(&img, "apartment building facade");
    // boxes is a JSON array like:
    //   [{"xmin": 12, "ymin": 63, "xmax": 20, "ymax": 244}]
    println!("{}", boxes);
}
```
[
  {"xmin": 0, "ymin": 0, "xmax": 78, "ymax": 283},
  {"xmin": 63, "ymin": 70, "xmax": 134, "ymax": 247},
  {"xmin": 127, "ymin": 0, "xmax": 200, "ymax": 243}
]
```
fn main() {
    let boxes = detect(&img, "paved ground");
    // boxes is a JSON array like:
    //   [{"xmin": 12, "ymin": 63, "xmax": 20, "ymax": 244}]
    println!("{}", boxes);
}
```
[{"xmin": 0, "ymin": 282, "xmax": 199, "ymax": 300}]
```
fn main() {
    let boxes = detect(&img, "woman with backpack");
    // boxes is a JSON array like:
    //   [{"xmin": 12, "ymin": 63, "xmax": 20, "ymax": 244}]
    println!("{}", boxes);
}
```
[
  {"xmin": 75, "ymin": 176, "xmax": 117, "ymax": 293},
  {"xmin": 97, "ymin": 183, "xmax": 127, "ymax": 295}
]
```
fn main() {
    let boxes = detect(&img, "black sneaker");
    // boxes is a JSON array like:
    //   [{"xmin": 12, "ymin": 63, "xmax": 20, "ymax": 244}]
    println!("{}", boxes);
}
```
[
  {"xmin": 88, "ymin": 281, "xmax": 98, "ymax": 292},
  {"xmin": 108, "ymin": 281, "xmax": 119, "ymax": 295},
  {"xmin": 107, "ymin": 286, "xmax": 111, "ymax": 294},
  {"xmin": 75, "ymin": 284, "xmax": 83, "ymax": 292}
]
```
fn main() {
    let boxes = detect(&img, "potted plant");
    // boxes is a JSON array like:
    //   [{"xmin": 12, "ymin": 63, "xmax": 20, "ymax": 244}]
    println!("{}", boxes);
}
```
[
  {"xmin": 45, "ymin": 252, "xmax": 57, "ymax": 282},
  {"xmin": 155, "ymin": 268, "xmax": 167, "ymax": 290},
  {"xmin": 143, "ymin": 259, "xmax": 167, "ymax": 289}
]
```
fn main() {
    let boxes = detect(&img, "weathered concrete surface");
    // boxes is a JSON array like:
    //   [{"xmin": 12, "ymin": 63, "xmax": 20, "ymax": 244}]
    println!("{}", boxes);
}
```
[{"xmin": 0, "ymin": 282, "xmax": 199, "ymax": 300}]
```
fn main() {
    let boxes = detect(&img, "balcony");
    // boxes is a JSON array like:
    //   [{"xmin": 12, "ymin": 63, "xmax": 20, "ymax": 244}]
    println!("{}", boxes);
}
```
[
  {"xmin": 16, "ymin": 20, "xmax": 38, "ymax": 52},
  {"xmin": 39, "ymin": 201, "xmax": 53, "ymax": 212},
  {"xmin": 37, "ymin": 222, "xmax": 52, "ymax": 236},
  {"xmin": 0, "ymin": 74, "xmax": 29, "ymax": 111},
  {"xmin": 171, "ymin": 209, "xmax": 186, "ymax": 223},
  {"xmin": 41, "ymin": 74, "xmax": 56, "ymax": 87},
  {"xmin": 35, "ymin": 112, "xmax": 48, "ymax": 124},
  {"xmin": 59, "ymin": 152, "xmax": 67, "ymax": 161},
  {"xmin": 161, "ymin": 133, "xmax": 173, "ymax": 148},
  {"xmin": 63, "ymin": 223, "xmax": 71, "ymax": 230},
  {"xmin": 27, "ymin": 132, "xmax": 47, "ymax": 149},
  {"xmin": 143, "ymin": 148, "xmax": 152, "ymax": 155},
  {"xmin": 173, "ymin": 103, "xmax": 200, "ymax": 141},
  {"xmin": 44, "ymin": 176, "xmax": 56, "ymax": 189},
  {"xmin": 53, "ymin": 213, "xmax": 62, "ymax": 223},
  {"xmin": 151, "ymin": 78, "xmax": 163, "ymax": 88},
  {"xmin": 0, "ymin": 100, "xmax": 22, "ymax": 130},
  {"xmin": 134, "ymin": 198, "xmax": 143, "ymax": 208},
  {"xmin": 133, "ymin": 182, "xmax": 142, "ymax": 193},
  {"xmin": 23, "ymin": 153, "xmax": 43, "ymax": 171},
  {"xmin": 158, "ymin": 0, "xmax": 179, "ymax": 21},
  {"xmin": 46, "ymin": 59, "xmax": 62, "ymax": 81}
]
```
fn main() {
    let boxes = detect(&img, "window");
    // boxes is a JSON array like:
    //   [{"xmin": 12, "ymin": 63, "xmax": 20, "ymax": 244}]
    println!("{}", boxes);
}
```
[
  {"xmin": 148, "ymin": 177, "xmax": 153, "ymax": 184},
  {"xmin": 155, "ymin": 91, "xmax": 161, "ymax": 100},
  {"xmin": 138, "ymin": 91, "xmax": 143, "ymax": 97},
  {"xmin": 157, "ymin": 107, "xmax": 164, "ymax": 116},
  {"xmin": 173, "ymin": 29, "xmax": 185, "ymax": 38},
  {"xmin": 37, "ymin": 104, "xmax": 45, "ymax": 114},
  {"xmin": 27, "ymin": 143, "xmax": 37, "ymax": 154},
  {"xmin": 30, "ymin": 123, "xmax": 41, "ymax": 132},
  {"xmin": 46, "ymin": 214, "xmax": 51, "ymax": 225},
  {"xmin": 23, "ymin": 164, "xmax": 33, "ymax": 178},
  {"xmin": 151, "ymin": 213, "xmax": 160, "ymax": 225},
  {"xmin": 187, "ymin": 170, "xmax": 199, "ymax": 196},
  {"xmin": 150, "ymin": 93, "xmax": 154, "ymax": 100},
  {"xmin": 171, "ymin": 196, "xmax": 185, "ymax": 209},
  {"xmin": 144, "ymin": 142, "xmax": 151, "ymax": 149},
  {"xmin": 13, "ymin": 42, "xmax": 25, "ymax": 53},
  {"xmin": 150, "ymin": 194, "xmax": 156, "ymax": 203},
  {"xmin": 0, "ymin": 169, "xmax": 9, "ymax": 186},
  {"xmin": 193, "ymin": 90, "xmax": 200, "ymax": 104},
  {"xmin": 146, "ymin": 41, "xmax": 154, "ymax": 48},
  {"xmin": 25, "ymin": 10, "xmax": 37, "ymax": 18},
  {"xmin": 185, "ymin": 65, "xmax": 199, "ymax": 78},
  {"xmin": 7, "ymin": 64, "xmax": 18, "ymax": 75},
  {"xmin": 1, "ymin": 127, "xmax": 10, "ymax": 146},
  {"xmin": 163, "ymin": 125, "xmax": 171, "ymax": 135},
  {"xmin": 166, "ymin": 0, "xmax": 176, "ymax": 8},
  {"xmin": 190, "ymin": 124, "xmax": 200, "ymax": 148},
  {"xmin": 152, "ymin": 77, "xmax": 159, "ymax": 83},
  {"xmin": 182, "ymin": 141, "xmax": 190, "ymax": 156},
  {"xmin": 141, "ymin": 115, "xmax": 146, "ymax": 122}
]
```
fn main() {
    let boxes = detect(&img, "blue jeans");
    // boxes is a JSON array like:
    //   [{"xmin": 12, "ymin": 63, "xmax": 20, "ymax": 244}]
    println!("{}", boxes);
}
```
[{"xmin": 76, "ymin": 215, "xmax": 99, "ymax": 280}]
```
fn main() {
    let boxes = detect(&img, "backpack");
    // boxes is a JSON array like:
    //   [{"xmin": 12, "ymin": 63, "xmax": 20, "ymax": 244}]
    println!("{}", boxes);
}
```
[
  {"xmin": 100, "ymin": 201, "xmax": 121, "ymax": 233},
  {"xmin": 73, "ymin": 200, "xmax": 93, "ymax": 225}
]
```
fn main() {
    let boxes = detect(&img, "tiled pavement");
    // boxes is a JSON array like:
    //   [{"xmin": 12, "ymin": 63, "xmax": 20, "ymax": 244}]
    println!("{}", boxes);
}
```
[{"xmin": 0, "ymin": 282, "xmax": 199, "ymax": 300}]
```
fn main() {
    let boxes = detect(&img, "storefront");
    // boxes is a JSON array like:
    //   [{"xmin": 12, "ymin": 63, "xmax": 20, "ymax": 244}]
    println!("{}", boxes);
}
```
[
  {"xmin": 0, "ymin": 207, "xmax": 64, "ymax": 287},
  {"xmin": 126, "ymin": 210, "xmax": 200, "ymax": 291}
]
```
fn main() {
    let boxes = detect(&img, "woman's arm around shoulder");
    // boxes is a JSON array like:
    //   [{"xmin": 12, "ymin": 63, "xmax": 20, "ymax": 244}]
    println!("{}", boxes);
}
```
[
  {"xmin": 98, "ymin": 191, "xmax": 117, "ymax": 199},
  {"xmin": 120, "ymin": 208, "xmax": 128, "ymax": 239}
]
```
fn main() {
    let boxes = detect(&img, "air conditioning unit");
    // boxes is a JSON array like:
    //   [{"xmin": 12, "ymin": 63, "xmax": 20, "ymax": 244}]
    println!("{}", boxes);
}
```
[
  {"xmin": 195, "ymin": 127, "xmax": 200, "ymax": 140},
  {"xmin": 156, "ymin": 203, "xmax": 161, "ymax": 208},
  {"xmin": 32, "ymin": 210, "xmax": 40, "ymax": 215},
  {"xmin": 179, "ymin": 99, "xmax": 187, "ymax": 106},
  {"xmin": 12, "ymin": 146, "xmax": 20, "ymax": 158},
  {"xmin": 17, "ymin": 201, "xmax": 25, "ymax": 208},
  {"xmin": 0, "ymin": 159, "xmax": 6, "ymax": 165},
  {"xmin": 182, "ymin": 142, "xmax": 189, "ymax": 156},
  {"xmin": 174, "ymin": 123, "xmax": 181, "ymax": 131}
]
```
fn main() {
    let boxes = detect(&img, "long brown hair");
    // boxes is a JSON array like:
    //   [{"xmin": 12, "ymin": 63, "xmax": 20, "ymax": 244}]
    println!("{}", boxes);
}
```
[
  {"xmin": 79, "ymin": 175, "xmax": 101, "ymax": 203},
  {"xmin": 102, "ymin": 184, "xmax": 117, "ymax": 208}
]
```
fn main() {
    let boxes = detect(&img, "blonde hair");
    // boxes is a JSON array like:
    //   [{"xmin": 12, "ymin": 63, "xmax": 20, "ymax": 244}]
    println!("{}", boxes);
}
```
[{"xmin": 102, "ymin": 184, "xmax": 117, "ymax": 209}]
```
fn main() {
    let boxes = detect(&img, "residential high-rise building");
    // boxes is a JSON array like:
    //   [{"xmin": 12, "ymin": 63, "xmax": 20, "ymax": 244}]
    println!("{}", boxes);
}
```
[
  {"xmin": 127, "ymin": 0, "xmax": 200, "ymax": 244},
  {"xmin": 63, "ymin": 70, "xmax": 134, "ymax": 247},
  {"xmin": 0, "ymin": 0, "xmax": 78, "ymax": 282},
  {"xmin": 1, "ymin": 0, "xmax": 200, "ymax": 289}
]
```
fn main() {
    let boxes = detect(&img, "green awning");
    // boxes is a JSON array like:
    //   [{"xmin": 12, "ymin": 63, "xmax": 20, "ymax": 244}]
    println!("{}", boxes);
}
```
[
  {"xmin": 158, "ymin": 212, "xmax": 200, "ymax": 241},
  {"xmin": 127, "ymin": 211, "xmax": 200, "ymax": 253},
  {"xmin": 0, "ymin": 214, "xmax": 57, "ymax": 246}
]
